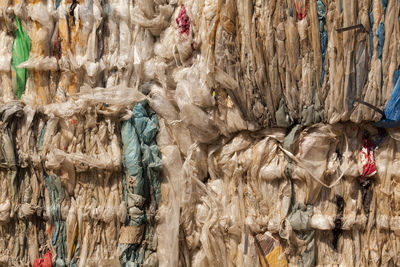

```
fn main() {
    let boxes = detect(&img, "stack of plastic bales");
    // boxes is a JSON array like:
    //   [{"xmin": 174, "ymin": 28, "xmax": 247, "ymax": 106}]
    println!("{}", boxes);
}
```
[{"xmin": 0, "ymin": 0, "xmax": 400, "ymax": 266}]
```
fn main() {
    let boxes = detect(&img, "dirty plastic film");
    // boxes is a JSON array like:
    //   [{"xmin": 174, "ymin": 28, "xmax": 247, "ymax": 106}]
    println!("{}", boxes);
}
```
[{"xmin": 0, "ymin": 0, "xmax": 400, "ymax": 266}]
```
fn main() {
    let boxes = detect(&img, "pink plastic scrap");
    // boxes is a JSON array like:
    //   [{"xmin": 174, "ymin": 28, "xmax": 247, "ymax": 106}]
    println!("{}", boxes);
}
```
[
  {"xmin": 360, "ymin": 138, "xmax": 377, "ymax": 179},
  {"xmin": 176, "ymin": 5, "xmax": 190, "ymax": 35}
]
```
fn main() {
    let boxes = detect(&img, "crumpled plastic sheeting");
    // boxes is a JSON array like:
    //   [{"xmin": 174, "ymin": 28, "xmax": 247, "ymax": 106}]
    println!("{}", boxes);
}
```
[
  {"xmin": 1, "ymin": 0, "xmax": 400, "ymax": 266},
  {"xmin": 0, "ymin": 87, "xmax": 153, "ymax": 266},
  {"xmin": 155, "ymin": 120, "xmax": 400, "ymax": 266},
  {"xmin": 120, "ymin": 100, "xmax": 162, "ymax": 266}
]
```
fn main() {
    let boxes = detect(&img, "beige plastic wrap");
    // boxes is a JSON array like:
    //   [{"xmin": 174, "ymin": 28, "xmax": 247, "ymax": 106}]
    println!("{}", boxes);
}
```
[{"xmin": 1, "ymin": 0, "xmax": 400, "ymax": 266}]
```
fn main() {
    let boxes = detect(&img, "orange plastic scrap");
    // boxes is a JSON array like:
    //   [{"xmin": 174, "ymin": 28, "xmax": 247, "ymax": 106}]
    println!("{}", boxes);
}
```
[
  {"xmin": 254, "ymin": 232, "xmax": 288, "ymax": 267},
  {"xmin": 296, "ymin": 1, "xmax": 307, "ymax": 20}
]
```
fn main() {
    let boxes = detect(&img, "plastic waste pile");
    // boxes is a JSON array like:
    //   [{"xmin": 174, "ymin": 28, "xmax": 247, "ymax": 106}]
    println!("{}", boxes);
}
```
[{"xmin": 0, "ymin": 0, "xmax": 400, "ymax": 266}]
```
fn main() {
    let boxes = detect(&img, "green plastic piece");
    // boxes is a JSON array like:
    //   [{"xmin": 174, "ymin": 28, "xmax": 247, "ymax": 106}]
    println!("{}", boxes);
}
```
[{"xmin": 11, "ymin": 18, "xmax": 31, "ymax": 99}]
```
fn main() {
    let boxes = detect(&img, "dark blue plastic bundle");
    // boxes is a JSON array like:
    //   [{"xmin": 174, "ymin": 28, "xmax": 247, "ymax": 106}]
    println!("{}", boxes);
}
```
[
  {"xmin": 381, "ymin": 0, "xmax": 388, "ymax": 14},
  {"xmin": 317, "ymin": 0, "xmax": 327, "ymax": 85},
  {"xmin": 376, "ymin": 22, "xmax": 385, "ymax": 60},
  {"xmin": 369, "ymin": 1, "xmax": 374, "ymax": 58}
]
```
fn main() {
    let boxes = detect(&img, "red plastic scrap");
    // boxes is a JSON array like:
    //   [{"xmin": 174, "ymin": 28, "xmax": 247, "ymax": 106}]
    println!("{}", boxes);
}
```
[
  {"xmin": 360, "ymin": 138, "xmax": 377, "ymax": 179},
  {"xmin": 176, "ymin": 5, "xmax": 190, "ymax": 35},
  {"xmin": 33, "ymin": 251, "xmax": 52, "ymax": 267},
  {"xmin": 296, "ymin": 1, "xmax": 307, "ymax": 20},
  {"xmin": 46, "ymin": 224, "xmax": 53, "ymax": 235},
  {"xmin": 51, "ymin": 29, "xmax": 62, "ymax": 60}
]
